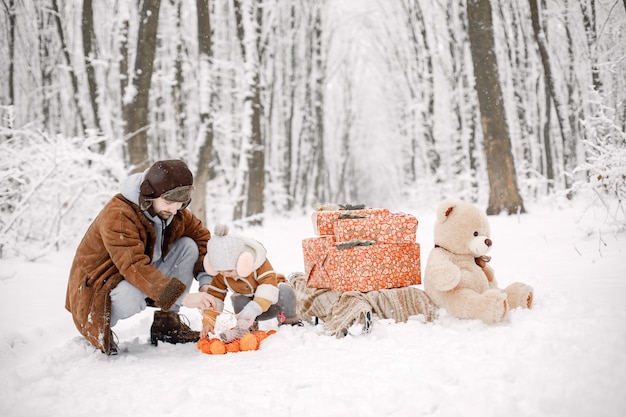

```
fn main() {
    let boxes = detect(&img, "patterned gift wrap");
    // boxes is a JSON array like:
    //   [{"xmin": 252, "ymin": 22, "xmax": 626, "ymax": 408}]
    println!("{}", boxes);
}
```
[
  {"xmin": 302, "ymin": 237, "xmax": 421, "ymax": 292},
  {"xmin": 333, "ymin": 212, "xmax": 418, "ymax": 244},
  {"xmin": 311, "ymin": 208, "xmax": 390, "ymax": 236}
]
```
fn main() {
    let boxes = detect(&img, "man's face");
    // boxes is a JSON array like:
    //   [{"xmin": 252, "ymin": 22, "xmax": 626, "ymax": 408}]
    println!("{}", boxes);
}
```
[{"xmin": 152, "ymin": 197, "xmax": 183, "ymax": 219}]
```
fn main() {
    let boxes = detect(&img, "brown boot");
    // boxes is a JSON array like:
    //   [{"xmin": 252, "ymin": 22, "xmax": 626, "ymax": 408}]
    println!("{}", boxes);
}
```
[{"xmin": 150, "ymin": 311, "xmax": 200, "ymax": 346}]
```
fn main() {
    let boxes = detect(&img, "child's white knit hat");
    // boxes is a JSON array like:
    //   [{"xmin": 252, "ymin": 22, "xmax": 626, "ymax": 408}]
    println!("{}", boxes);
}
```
[{"xmin": 206, "ymin": 224, "xmax": 245, "ymax": 272}]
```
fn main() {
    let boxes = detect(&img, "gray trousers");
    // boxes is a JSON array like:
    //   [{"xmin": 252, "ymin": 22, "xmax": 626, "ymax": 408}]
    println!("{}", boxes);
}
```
[
  {"xmin": 109, "ymin": 237, "xmax": 197, "ymax": 327},
  {"xmin": 231, "ymin": 282, "xmax": 298, "ymax": 322}
]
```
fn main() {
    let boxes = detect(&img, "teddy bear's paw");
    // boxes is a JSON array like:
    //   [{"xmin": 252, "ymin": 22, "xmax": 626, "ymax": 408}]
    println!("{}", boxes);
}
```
[
  {"xmin": 479, "ymin": 290, "xmax": 508, "ymax": 324},
  {"xmin": 505, "ymin": 283, "xmax": 534, "ymax": 309}
]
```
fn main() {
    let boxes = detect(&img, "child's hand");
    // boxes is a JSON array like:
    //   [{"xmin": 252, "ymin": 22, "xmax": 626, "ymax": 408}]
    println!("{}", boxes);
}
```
[
  {"xmin": 200, "ymin": 323, "xmax": 213, "ymax": 339},
  {"xmin": 219, "ymin": 302, "xmax": 262, "ymax": 342},
  {"xmin": 219, "ymin": 326, "xmax": 248, "ymax": 342}
]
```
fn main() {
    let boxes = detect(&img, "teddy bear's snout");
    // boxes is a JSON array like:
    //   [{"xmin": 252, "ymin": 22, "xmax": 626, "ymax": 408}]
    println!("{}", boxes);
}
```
[{"xmin": 468, "ymin": 235, "xmax": 492, "ymax": 256}]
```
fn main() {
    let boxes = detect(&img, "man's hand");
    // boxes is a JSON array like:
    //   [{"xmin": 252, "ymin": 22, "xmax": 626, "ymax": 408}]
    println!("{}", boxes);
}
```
[{"xmin": 182, "ymin": 292, "xmax": 217, "ymax": 310}]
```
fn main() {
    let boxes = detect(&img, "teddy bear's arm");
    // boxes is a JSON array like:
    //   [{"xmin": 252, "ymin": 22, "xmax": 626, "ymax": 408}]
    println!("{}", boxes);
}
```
[
  {"xmin": 474, "ymin": 256, "xmax": 497, "ymax": 286},
  {"xmin": 425, "ymin": 249, "xmax": 461, "ymax": 291}
]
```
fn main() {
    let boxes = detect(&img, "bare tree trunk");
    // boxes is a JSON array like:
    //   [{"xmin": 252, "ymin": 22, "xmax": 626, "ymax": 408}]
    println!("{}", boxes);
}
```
[
  {"xmin": 400, "ymin": 0, "xmax": 438, "ymax": 176},
  {"xmin": 529, "ymin": 0, "xmax": 570, "ymax": 191},
  {"xmin": 466, "ymin": 0, "xmax": 525, "ymax": 214},
  {"xmin": 283, "ymin": 2, "xmax": 297, "ymax": 210},
  {"xmin": 6, "ymin": 0, "xmax": 16, "ymax": 107},
  {"xmin": 118, "ymin": 15, "xmax": 129, "ymax": 112},
  {"xmin": 37, "ymin": 6, "xmax": 53, "ymax": 131},
  {"xmin": 563, "ymin": 0, "xmax": 581, "ymax": 195},
  {"xmin": 172, "ymin": 0, "xmax": 186, "ymax": 143},
  {"xmin": 245, "ymin": 1, "xmax": 264, "ymax": 223},
  {"xmin": 233, "ymin": 0, "xmax": 265, "ymax": 224},
  {"xmin": 311, "ymin": 5, "xmax": 328, "ymax": 204},
  {"xmin": 334, "ymin": 55, "xmax": 355, "ymax": 204},
  {"xmin": 500, "ymin": 1, "xmax": 535, "ymax": 179},
  {"xmin": 293, "ymin": 2, "xmax": 321, "ymax": 210},
  {"xmin": 542, "ymin": 89, "xmax": 554, "ymax": 187},
  {"xmin": 190, "ymin": 0, "xmax": 215, "ymax": 224},
  {"xmin": 124, "ymin": 0, "xmax": 160, "ymax": 173},
  {"xmin": 446, "ymin": 0, "xmax": 479, "ymax": 198},
  {"xmin": 81, "ymin": 0, "xmax": 105, "ymax": 154},
  {"xmin": 580, "ymin": 0, "xmax": 602, "ymax": 93},
  {"xmin": 51, "ymin": 0, "xmax": 87, "ymax": 135}
]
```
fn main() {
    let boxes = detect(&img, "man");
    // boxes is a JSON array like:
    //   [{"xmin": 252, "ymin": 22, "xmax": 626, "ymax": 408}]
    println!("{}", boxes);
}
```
[{"xmin": 66, "ymin": 160, "xmax": 216, "ymax": 355}]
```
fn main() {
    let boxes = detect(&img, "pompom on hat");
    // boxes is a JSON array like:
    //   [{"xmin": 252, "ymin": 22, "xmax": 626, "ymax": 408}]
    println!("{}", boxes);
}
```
[
  {"xmin": 204, "ymin": 224, "xmax": 255, "ymax": 277},
  {"xmin": 139, "ymin": 160, "xmax": 194, "ymax": 210}
]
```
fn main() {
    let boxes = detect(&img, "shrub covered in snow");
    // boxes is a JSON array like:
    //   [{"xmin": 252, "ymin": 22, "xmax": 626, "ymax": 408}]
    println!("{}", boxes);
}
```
[{"xmin": 0, "ymin": 124, "xmax": 125, "ymax": 259}]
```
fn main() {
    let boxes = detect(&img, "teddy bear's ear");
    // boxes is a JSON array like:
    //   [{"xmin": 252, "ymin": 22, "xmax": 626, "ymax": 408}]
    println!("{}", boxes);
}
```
[{"xmin": 437, "ymin": 199, "xmax": 457, "ymax": 223}]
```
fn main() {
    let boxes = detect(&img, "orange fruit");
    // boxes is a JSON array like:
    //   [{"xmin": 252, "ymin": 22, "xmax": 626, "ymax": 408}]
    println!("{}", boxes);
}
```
[
  {"xmin": 197, "ymin": 338, "xmax": 212, "ymax": 354},
  {"xmin": 253, "ymin": 330, "xmax": 268, "ymax": 342},
  {"xmin": 209, "ymin": 339, "xmax": 226, "ymax": 354},
  {"xmin": 225, "ymin": 340, "xmax": 240, "ymax": 353},
  {"xmin": 239, "ymin": 333, "xmax": 258, "ymax": 351}
]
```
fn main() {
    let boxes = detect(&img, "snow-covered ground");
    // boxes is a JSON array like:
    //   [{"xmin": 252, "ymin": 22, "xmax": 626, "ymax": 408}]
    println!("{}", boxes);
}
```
[{"xmin": 1, "ymin": 199, "xmax": 625, "ymax": 417}]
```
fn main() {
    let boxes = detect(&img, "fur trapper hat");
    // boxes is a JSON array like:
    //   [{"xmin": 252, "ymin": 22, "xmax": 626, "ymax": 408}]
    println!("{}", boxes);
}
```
[{"xmin": 139, "ymin": 160, "xmax": 194, "ymax": 210}]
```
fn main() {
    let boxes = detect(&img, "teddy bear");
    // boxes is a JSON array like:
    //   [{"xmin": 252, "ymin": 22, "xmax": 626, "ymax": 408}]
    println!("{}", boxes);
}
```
[{"xmin": 423, "ymin": 198, "xmax": 533, "ymax": 323}]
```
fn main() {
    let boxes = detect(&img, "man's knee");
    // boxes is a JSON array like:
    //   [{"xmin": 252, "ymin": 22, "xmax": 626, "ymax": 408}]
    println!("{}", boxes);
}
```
[
  {"xmin": 110, "ymin": 281, "xmax": 147, "ymax": 326},
  {"xmin": 174, "ymin": 236, "xmax": 199, "ymax": 259}
]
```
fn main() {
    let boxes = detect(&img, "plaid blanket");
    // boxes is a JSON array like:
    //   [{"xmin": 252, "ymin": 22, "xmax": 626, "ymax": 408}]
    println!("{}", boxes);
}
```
[{"xmin": 289, "ymin": 272, "xmax": 438, "ymax": 337}]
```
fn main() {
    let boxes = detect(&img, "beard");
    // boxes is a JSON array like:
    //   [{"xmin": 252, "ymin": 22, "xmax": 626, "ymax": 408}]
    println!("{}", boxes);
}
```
[{"xmin": 156, "ymin": 211, "xmax": 174, "ymax": 220}]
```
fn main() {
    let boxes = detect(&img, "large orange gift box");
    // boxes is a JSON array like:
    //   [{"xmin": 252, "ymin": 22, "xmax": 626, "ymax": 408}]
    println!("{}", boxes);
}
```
[{"xmin": 302, "ymin": 236, "xmax": 421, "ymax": 292}]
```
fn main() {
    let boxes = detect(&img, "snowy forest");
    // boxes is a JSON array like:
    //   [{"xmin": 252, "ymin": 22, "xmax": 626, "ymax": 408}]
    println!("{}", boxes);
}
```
[{"xmin": 1, "ymin": 0, "xmax": 625, "ymax": 258}]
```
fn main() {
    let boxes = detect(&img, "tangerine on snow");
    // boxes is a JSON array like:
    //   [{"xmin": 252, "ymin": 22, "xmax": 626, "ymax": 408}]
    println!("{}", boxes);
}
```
[
  {"xmin": 253, "ymin": 330, "xmax": 269, "ymax": 343},
  {"xmin": 198, "ymin": 330, "xmax": 275, "ymax": 354},
  {"xmin": 225, "ymin": 340, "xmax": 240, "ymax": 353},
  {"xmin": 239, "ymin": 333, "xmax": 258, "ymax": 351},
  {"xmin": 197, "ymin": 338, "xmax": 212, "ymax": 354},
  {"xmin": 209, "ymin": 339, "xmax": 226, "ymax": 354}
]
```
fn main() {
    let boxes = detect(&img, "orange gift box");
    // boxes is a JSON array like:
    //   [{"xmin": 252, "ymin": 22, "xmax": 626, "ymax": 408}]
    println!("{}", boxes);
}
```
[
  {"xmin": 302, "ymin": 236, "xmax": 421, "ymax": 292},
  {"xmin": 311, "ymin": 208, "xmax": 390, "ymax": 236},
  {"xmin": 333, "ymin": 212, "xmax": 418, "ymax": 244}
]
